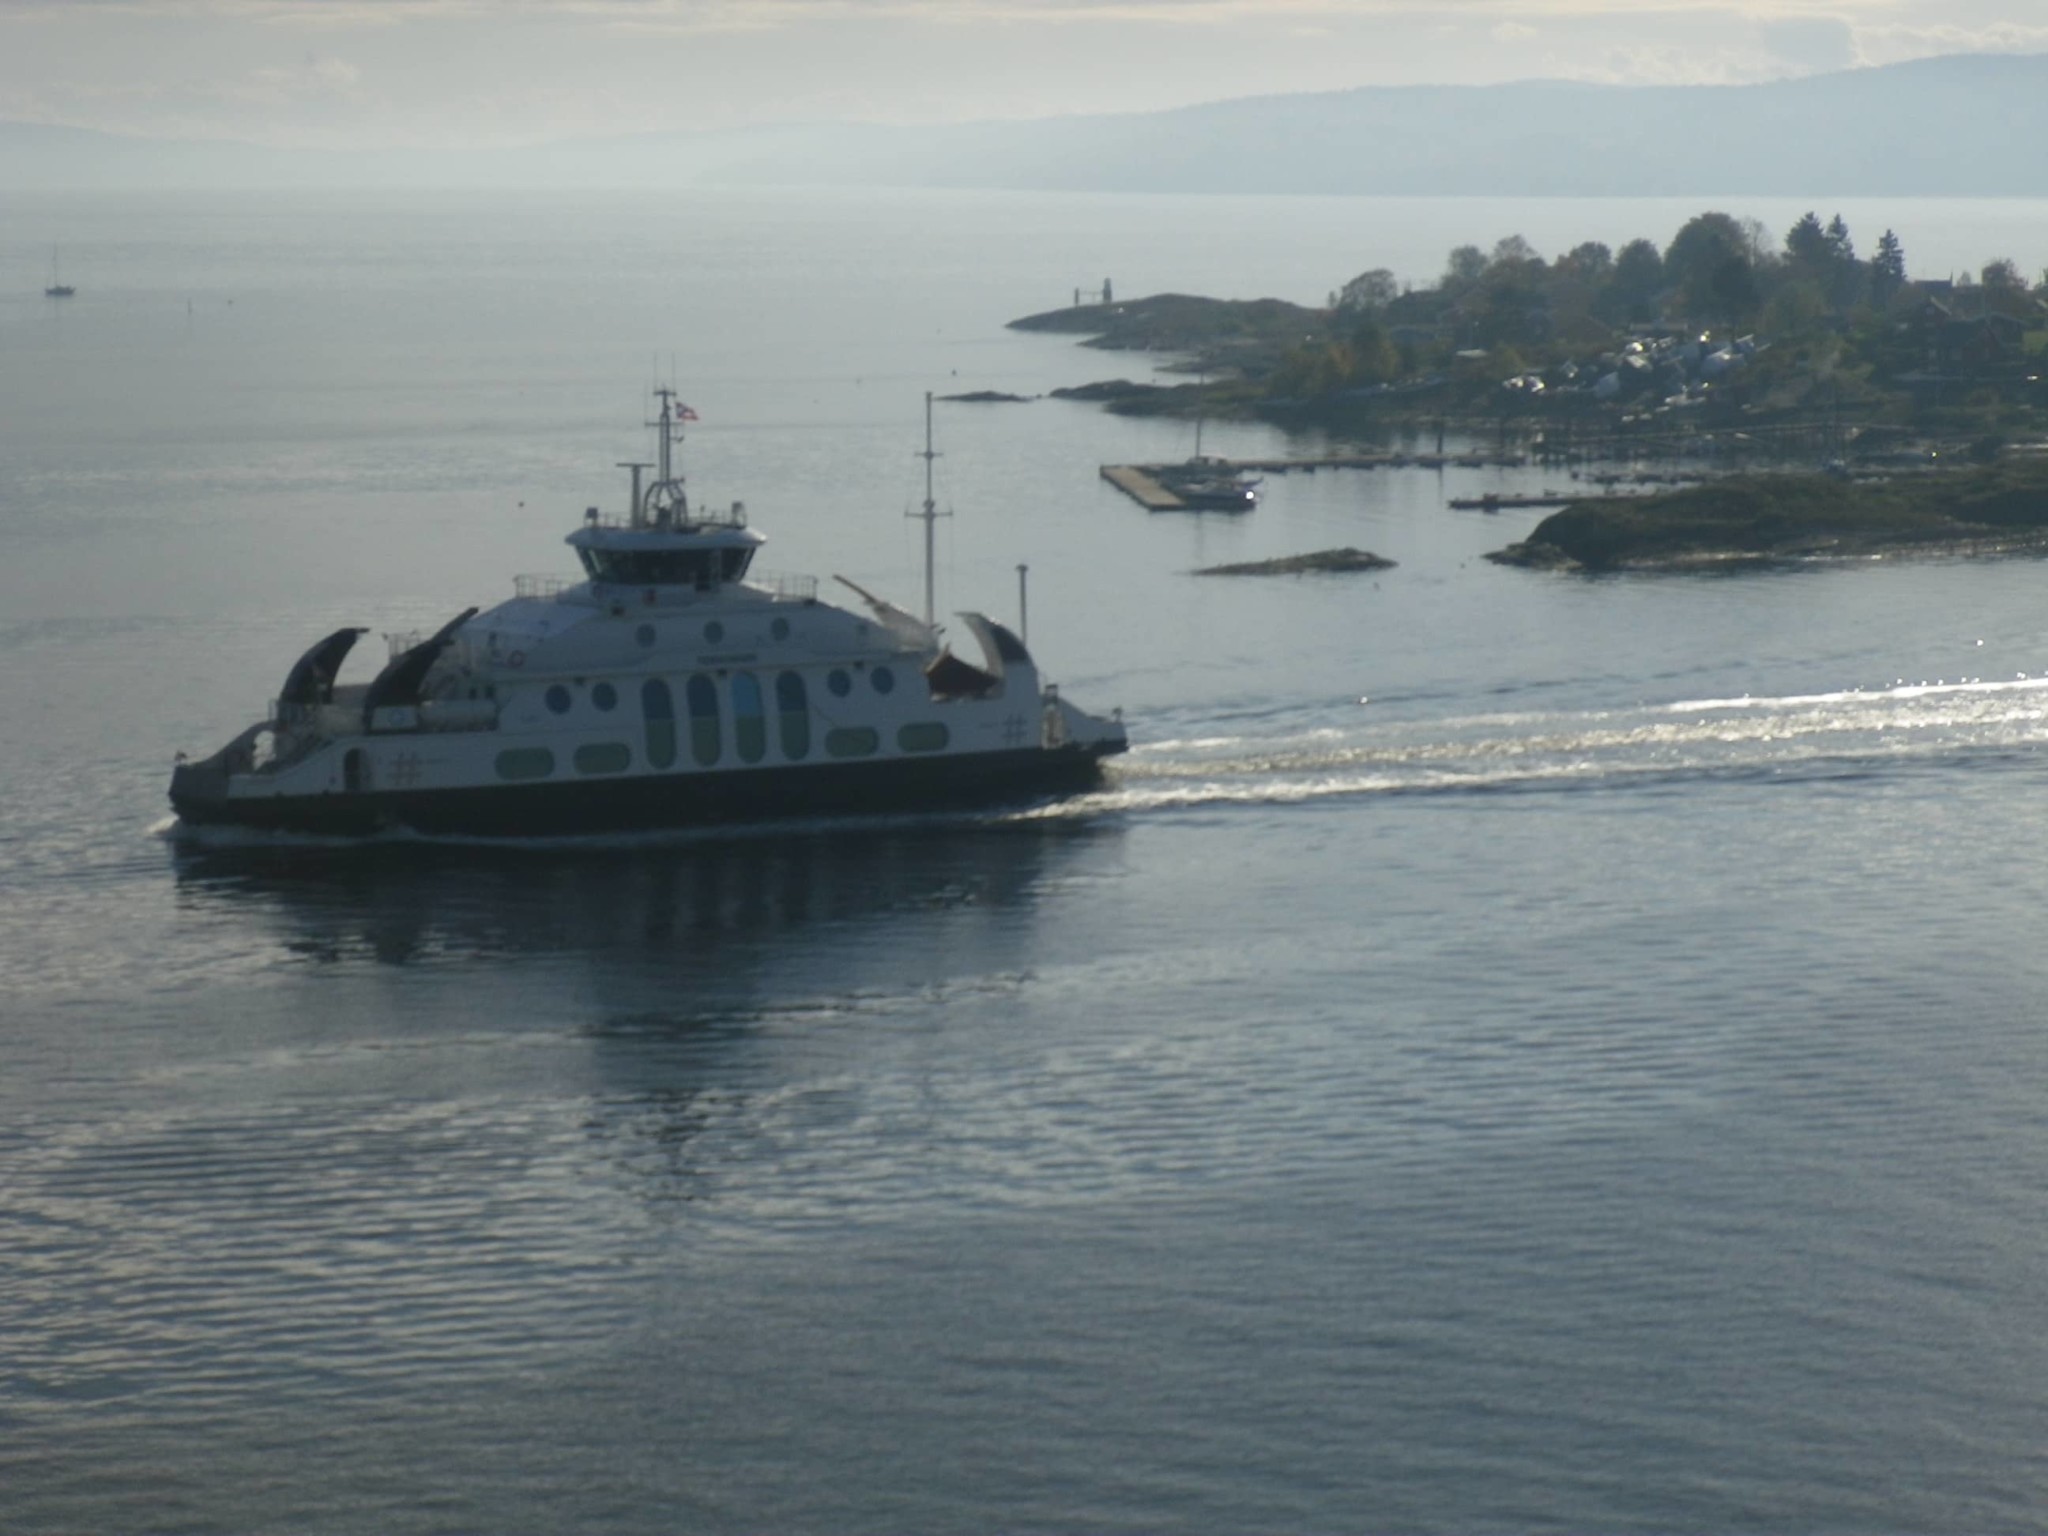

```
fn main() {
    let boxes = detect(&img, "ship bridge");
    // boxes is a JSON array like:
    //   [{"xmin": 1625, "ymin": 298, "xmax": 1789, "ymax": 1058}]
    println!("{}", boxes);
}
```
[{"xmin": 567, "ymin": 385, "xmax": 765, "ymax": 591}]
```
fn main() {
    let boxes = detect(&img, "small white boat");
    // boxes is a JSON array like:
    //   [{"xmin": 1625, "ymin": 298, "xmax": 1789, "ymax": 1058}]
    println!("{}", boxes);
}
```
[{"xmin": 170, "ymin": 391, "xmax": 1126, "ymax": 837}]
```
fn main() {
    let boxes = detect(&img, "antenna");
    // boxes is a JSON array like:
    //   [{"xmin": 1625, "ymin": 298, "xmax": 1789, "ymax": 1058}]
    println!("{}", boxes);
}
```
[
  {"xmin": 644, "ymin": 388, "xmax": 690, "ymax": 528},
  {"xmin": 910, "ymin": 391, "xmax": 951, "ymax": 626},
  {"xmin": 649, "ymin": 387, "xmax": 679, "ymax": 486}
]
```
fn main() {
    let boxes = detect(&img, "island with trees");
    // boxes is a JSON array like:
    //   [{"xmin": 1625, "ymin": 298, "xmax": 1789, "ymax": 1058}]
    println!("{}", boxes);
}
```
[
  {"xmin": 1018, "ymin": 213, "xmax": 2044, "ymax": 443},
  {"xmin": 1016, "ymin": 209, "xmax": 2048, "ymax": 565}
]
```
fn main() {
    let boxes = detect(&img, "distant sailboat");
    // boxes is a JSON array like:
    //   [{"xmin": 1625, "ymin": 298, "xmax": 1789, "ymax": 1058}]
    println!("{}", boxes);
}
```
[{"xmin": 44, "ymin": 247, "xmax": 75, "ymax": 299}]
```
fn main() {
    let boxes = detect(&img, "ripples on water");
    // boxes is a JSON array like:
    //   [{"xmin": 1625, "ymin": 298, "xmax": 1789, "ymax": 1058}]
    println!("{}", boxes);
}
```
[{"xmin": 12, "ymin": 189, "xmax": 2048, "ymax": 1532}]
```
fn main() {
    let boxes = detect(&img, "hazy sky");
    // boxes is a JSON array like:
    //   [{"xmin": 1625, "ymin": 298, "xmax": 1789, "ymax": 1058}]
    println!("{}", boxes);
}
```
[{"xmin": 3, "ymin": 0, "xmax": 2045, "ymax": 148}]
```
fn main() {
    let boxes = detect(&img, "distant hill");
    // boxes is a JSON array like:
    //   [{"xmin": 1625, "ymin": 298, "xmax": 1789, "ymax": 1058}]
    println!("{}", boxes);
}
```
[{"xmin": 6, "ymin": 54, "xmax": 2047, "ymax": 196}]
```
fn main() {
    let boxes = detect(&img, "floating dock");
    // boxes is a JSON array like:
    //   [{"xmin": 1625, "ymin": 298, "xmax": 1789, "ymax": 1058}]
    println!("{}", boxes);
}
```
[
  {"xmin": 1101, "ymin": 452, "xmax": 1536, "ymax": 511},
  {"xmin": 1100, "ymin": 464, "xmax": 1188, "ymax": 511},
  {"xmin": 1447, "ymin": 492, "xmax": 1578, "ymax": 511}
]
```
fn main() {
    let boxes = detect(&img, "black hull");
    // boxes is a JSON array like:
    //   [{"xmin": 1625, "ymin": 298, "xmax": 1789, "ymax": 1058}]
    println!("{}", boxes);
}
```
[{"xmin": 171, "ymin": 746, "xmax": 1113, "ymax": 838}]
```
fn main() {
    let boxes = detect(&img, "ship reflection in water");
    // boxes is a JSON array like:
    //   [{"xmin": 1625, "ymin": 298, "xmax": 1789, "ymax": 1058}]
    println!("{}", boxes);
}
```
[
  {"xmin": 169, "ymin": 818, "xmax": 1105, "ymax": 973},
  {"xmin": 166, "ymin": 819, "xmax": 1119, "ymax": 1210}
]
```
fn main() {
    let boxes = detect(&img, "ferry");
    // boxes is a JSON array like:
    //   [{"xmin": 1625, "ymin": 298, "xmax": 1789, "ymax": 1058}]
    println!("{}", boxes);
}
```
[{"xmin": 169, "ymin": 392, "xmax": 1127, "ymax": 837}]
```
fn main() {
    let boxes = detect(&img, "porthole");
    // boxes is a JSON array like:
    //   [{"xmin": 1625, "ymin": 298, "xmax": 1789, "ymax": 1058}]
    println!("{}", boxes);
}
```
[
  {"xmin": 871, "ymin": 665, "xmax": 895, "ymax": 695},
  {"xmin": 704, "ymin": 620, "xmax": 725, "ymax": 644},
  {"xmin": 544, "ymin": 685, "xmax": 572, "ymax": 714},
  {"xmin": 771, "ymin": 617, "xmax": 790, "ymax": 642},
  {"xmin": 635, "ymin": 624, "xmax": 657, "ymax": 648},
  {"xmin": 827, "ymin": 669, "xmax": 852, "ymax": 698},
  {"xmin": 898, "ymin": 722, "xmax": 949, "ymax": 753},
  {"xmin": 592, "ymin": 681, "xmax": 618, "ymax": 712}
]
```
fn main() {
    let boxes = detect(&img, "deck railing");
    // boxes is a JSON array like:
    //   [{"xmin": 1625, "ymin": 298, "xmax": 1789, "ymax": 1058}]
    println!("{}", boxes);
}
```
[{"xmin": 749, "ymin": 571, "xmax": 819, "ymax": 603}]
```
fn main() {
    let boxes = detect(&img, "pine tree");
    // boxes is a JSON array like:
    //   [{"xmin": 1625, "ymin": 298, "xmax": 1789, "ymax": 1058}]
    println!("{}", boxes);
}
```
[{"xmin": 1870, "ymin": 229, "xmax": 1907, "ymax": 305}]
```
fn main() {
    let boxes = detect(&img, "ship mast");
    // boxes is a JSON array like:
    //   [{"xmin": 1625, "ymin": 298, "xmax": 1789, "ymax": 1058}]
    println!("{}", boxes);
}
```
[
  {"xmin": 644, "ymin": 387, "xmax": 689, "ymax": 528},
  {"xmin": 910, "ymin": 391, "xmax": 950, "ymax": 626}
]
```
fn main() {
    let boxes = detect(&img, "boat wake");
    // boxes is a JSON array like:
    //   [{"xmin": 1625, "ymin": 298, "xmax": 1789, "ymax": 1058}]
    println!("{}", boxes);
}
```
[{"xmin": 1029, "ymin": 675, "xmax": 2048, "ymax": 820}]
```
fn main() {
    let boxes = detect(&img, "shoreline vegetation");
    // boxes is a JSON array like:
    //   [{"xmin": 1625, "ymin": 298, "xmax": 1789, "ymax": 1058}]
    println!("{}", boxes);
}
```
[
  {"xmin": 1013, "ymin": 209, "xmax": 2048, "ymax": 571},
  {"xmin": 1011, "ymin": 213, "xmax": 2045, "ymax": 456},
  {"xmin": 1485, "ymin": 457, "xmax": 2048, "ymax": 571}
]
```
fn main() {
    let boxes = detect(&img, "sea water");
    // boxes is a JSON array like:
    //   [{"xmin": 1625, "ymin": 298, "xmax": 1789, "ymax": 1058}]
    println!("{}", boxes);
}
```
[{"xmin": 5, "ymin": 187, "xmax": 2048, "ymax": 1533}]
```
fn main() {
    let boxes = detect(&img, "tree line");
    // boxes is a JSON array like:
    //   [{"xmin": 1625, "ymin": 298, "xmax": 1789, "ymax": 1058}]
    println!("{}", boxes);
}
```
[{"xmin": 1274, "ymin": 211, "xmax": 2044, "ymax": 402}]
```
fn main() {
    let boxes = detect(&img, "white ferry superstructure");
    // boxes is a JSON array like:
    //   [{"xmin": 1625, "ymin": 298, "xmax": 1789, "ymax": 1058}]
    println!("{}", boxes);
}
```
[{"xmin": 169, "ymin": 391, "xmax": 1126, "ymax": 837}]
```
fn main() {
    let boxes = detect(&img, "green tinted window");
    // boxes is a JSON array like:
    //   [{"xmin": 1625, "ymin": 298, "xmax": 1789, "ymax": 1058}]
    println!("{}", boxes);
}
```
[
  {"xmin": 732, "ymin": 672, "xmax": 766, "ymax": 764},
  {"xmin": 687, "ymin": 674, "xmax": 721, "ymax": 766},
  {"xmin": 642, "ymin": 679, "xmax": 676, "ymax": 769},
  {"xmin": 574, "ymin": 742, "xmax": 632, "ymax": 775},
  {"xmin": 776, "ymin": 671, "xmax": 810, "ymax": 760},
  {"xmin": 825, "ymin": 727, "xmax": 880, "ymax": 759},
  {"xmin": 495, "ymin": 748, "xmax": 555, "ymax": 781}
]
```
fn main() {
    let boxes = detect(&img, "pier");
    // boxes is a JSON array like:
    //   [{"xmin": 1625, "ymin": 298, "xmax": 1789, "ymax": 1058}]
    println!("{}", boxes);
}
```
[
  {"xmin": 1101, "ymin": 464, "xmax": 1190, "ymax": 510},
  {"xmin": 1101, "ymin": 451, "xmax": 1533, "ymax": 511}
]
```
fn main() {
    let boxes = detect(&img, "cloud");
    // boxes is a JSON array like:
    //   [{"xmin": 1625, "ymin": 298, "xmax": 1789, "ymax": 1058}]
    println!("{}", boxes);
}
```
[
  {"xmin": 1759, "ymin": 15, "xmax": 1854, "ymax": 72},
  {"xmin": 242, "ymin": 54, "xmax": 362, "ymax": 102},
  {"xmin": 1851, "ymin": 19, "xmax": 2048, "ymax": 65}
]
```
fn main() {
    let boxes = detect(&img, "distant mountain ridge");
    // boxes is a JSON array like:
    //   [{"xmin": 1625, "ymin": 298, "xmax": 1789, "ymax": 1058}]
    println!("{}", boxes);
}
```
[{"xmin": 4, "ymin": 54, "xmax": 2046, "ymax": 196}]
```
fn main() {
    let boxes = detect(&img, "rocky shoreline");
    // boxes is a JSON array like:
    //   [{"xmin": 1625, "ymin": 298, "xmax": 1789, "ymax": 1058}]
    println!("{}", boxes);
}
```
[{"xmin": 1485, "ymin": 461, "xmax": 2048, "ymax": 572}]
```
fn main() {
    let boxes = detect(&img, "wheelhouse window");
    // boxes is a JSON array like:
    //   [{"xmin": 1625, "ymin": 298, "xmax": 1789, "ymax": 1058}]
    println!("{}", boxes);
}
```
[{"xmin": 577, "ymin": 546, "xmax": 755, "ymax": 588}]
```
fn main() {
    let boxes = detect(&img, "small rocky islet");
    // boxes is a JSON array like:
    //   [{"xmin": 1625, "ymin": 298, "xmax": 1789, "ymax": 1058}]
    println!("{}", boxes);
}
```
[{"xmin": 1194, "ymin": 548, "xmax": 1396, "ymax": 576}]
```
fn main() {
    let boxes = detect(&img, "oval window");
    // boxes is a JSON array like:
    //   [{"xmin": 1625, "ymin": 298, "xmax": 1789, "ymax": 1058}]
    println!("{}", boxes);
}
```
[
  {"xmin": 771, "ymin": 617, "xmax": 790, "ymax": 642},
  {"xmin": 872, "ymin": 665, "xmax": 895, "ymax": 695},
  {"xmin": 825, "ymin": 726, "xmax": 880, "ymax": 758},
  {"xmin": 776, "ymin": 671, "xmax": 810, "ymax": 760},
  {"xmin": 732, "ymin": 672, "xmax": 766, "ymax": 764},
  {"xmin": 574, "ymin": 742, "xmax": 632, "ymax": 775},
  {"xmin": 704, "ymin": 620, "xmax": 725, "ymax": 644},
  {"xmin": 642, "ymin": 679, "xmax": 677, "ymax": 770},
  {"xmin": 495, "ymin": 748, "xmax": 555, "ymax": 781},
  {"xmin": 827, "ymin": 669, "xmax": 852, "ymax": 698},
  {"xmin": 545, "ymin": 685, "xmax": 573, "ymax": 714},
  {"xmin": 687, "ymin": 674, "xmax": 721, "ymax": 766},
  {"xmin": 592, "ymin": 681, "xmax": 618, "ymax": 712},
  {"xmin": 635, "ymin": 624, "xmax": 657, "ymax": 648}
]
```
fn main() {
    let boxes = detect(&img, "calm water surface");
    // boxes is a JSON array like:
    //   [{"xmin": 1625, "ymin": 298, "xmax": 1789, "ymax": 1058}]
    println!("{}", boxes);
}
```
[{"xmin": 6, "ymin": 189, "xmax": 2048, "ymax": 1533}]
